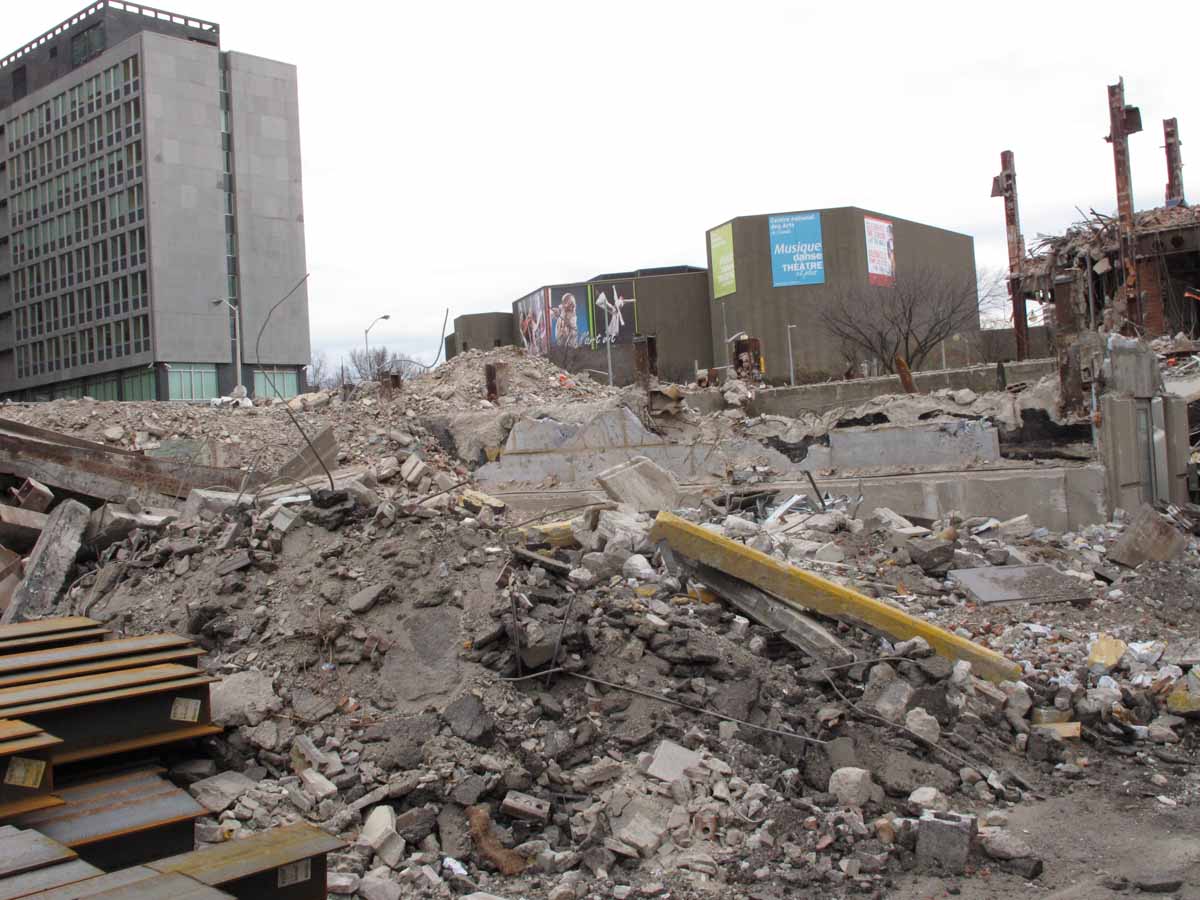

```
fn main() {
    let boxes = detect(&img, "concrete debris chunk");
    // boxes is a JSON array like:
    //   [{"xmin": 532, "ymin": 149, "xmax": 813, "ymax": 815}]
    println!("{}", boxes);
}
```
[
  {"xmin": 828, "ymin": 767, "xmax": 882, "ymax": 808},
  {"xmin": 2, "ymin": 498, "xmax": 90, "ymax": 624},
  {"xmin": 501, "ymin": 790, "xmax": 551, "ymax": 822},
  {"xmin": 916, "ymin": 810, "xmax": 976, "ymax": 874},
  {"xmin": 189, "ymin": 770, "xmax": 257, "ymax": 813},
  {"xmin": 1108, "ymin": 504, "xmax": 1187, "ymax": 567},
  {"xmin": 210, "ymin": 670, "xmax": 282, "ymax": 727},
  {"xmin": 596, "ymin": 455, "xmax": 682, "ymax": 513},
  {"xmin": 645, "ymin": 739, "xmax": 704, "ymax": 784}
]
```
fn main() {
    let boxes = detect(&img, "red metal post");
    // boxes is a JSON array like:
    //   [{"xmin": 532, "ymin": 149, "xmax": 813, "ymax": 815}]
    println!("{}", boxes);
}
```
[
  {"xmin": 1164, "ymin": 117, "xmax": 1185, "ymax": 206},
  {"xmin": 991, "ymin": 150, "xmax": 1027, "ymax": 359}
]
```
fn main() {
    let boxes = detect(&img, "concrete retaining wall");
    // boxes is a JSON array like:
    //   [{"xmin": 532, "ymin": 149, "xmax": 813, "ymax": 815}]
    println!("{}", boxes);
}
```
[{"xmin": 736, "ymin": 358, "xmax": 1056, "ymax": 417}]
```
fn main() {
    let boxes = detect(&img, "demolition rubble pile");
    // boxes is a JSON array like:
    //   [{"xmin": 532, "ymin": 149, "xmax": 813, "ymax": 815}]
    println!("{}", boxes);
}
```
[
  {"xmin": 675, "ymin": 374, "xmax": 1067, "ymax": 455},
  {"xmin": 406, "ymin": 347, "xmax": 627, "ymax": 414},
  {"xmin": 21, "ymin": 440, "xmax": 1194, "ymax": 898},
  {"xmin": 0, "ymin": 389, "xmax": 458, "ymax": 474}
]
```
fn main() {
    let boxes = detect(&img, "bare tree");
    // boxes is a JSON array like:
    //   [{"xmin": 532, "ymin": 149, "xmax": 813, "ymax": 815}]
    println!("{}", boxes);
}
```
[
  {"xmin": 348, "ymin": 346, "xmax": 430, "ymax": 382},
  {"xmin": 306, "ymin": 351, "xmax": 335, "ymax": 390},
  {"xmin": 348, "ymin": 346, "xmax": 393, "ymax": 382},
  {"xmin": 976, "ymin": 266, "xmax": 1010, "ymax": 328},
  {"xmin": 824, "ymin": 266, "xmax": 981, "ymax": 374}
]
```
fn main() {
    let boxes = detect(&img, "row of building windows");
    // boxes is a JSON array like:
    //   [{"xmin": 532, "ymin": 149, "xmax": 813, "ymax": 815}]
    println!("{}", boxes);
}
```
[
  {"xmin": 10, "ymin": 229, "xmax": 148, "ymax": 305},
  {"xmin": 26, "ymin": 367, "xmax": 155, "ymax": 403},
  {"xmin": 9, "ymin": 187, "xmax": 146, "ymax": 268},
  {"xmin": 6, "ymin": 102, "xmax": 142, "ymax": 196},
  {"xmin": 8, "ymin": 142, "xmax": 143, "ymax": 230},
  {"xmin": 13, "ymin": 272, "xmax": 149, "ymax": 340},
  {"xmin": 4, "ymin": 56, "xmax": 140, "ymax": 155},
  {"xmin": 15, "ymin": 314, "xmax": 151, "ymax": 379}
]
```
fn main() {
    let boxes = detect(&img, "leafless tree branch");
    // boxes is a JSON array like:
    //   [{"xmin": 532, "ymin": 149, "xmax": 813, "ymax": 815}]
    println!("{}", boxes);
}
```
[{"xmin": 823, "ymin": 266, "xmax": 981, "ymax": 373}]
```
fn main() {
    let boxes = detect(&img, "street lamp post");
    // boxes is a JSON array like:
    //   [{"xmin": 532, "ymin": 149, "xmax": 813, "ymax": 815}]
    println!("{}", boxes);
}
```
[
  {"xmin": 210, "ymin": 298, "xmax": 243, "ymax": 395},
  {"xmin": 786, "ymin": 324, "xmax": 797, "ymax": 386},
  {"xmin": 364, "ymin": 314, "xmax": 391, "ymax": 380}
]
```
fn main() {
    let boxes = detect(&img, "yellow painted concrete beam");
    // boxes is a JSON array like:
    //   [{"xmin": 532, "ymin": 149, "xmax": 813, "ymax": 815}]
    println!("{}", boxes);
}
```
[{"xmin": 649, "ymin": 511, "xmax": 1021, "ymax": 683}]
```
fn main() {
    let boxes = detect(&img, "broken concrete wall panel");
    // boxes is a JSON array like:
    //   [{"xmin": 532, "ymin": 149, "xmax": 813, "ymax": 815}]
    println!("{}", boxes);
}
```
[
  {"xmin": 649, "ymin": 511, "xmax": 1021, "ymax": 683},
  {"xmin": 827, "ymin": 422, "xmax": 1000, "ymax": 469},
  {"xmin": 1164, "ymin": 396, "xmax": 1190, "ymax": 506},
  {"xmin": 0, "ymin": 429, "xmax": 258, "ymax": 503},
  {"xmin": 1100, "ymin": 394, "xmax": 1145, "ymax": 515},
  {"xmin": 276, "ymin": 426, "xmax": 339, "ymax": 484},
  {"xmin": 2, "ymin": 500, "xmax": 91, "ymax": 624},
  {"xmin": 1107, "ymin": 504, "xmax": 1187, "ymax": 568}
]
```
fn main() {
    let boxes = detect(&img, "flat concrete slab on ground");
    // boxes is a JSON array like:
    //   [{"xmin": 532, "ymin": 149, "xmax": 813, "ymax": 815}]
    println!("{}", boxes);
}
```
[{"xmin": 949, "ymin": 565, "xmax": 1091, "ymax": 606}]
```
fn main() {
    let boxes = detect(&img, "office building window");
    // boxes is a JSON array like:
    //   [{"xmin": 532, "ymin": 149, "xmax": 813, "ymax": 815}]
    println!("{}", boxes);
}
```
[
  {"xmin": 122, "ymin": 368, "xmax": 155, "ymax": 400},
  {"xmin": 167, "ymin": 363, "xmax": 218, "ymax": 401},
  {"xmin": 253, "ymin": 367, "xmax": 299, "ymax": 400}
]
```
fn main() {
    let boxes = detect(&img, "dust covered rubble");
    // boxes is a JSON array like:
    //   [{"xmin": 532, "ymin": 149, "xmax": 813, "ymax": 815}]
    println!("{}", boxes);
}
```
[{"xmin": 40, "ymin": 447, "xmax": 1200, "ymax": 898}]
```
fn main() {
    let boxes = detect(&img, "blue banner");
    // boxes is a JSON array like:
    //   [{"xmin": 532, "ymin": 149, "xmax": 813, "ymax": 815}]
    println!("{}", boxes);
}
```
[{"xmin": 769, "ymin": 212, "xmax": 825, "ymax": 286}]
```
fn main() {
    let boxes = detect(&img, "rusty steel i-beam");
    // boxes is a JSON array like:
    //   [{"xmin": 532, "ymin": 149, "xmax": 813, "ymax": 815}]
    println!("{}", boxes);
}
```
[
  {"xmin": 1164, "ymin": 117, "xmax": 1185, "ymax": 206},
  {"xmin": 1105, "ymin": 77, "xmax": 1161, "ymax": 334},
  {"xmin": 991, "ymin": 150, "xmax": 1027, "ymax": 359}
]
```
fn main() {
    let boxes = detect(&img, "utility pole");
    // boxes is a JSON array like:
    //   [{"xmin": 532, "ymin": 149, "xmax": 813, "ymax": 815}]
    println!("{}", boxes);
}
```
[
  {"xmin": 721, "ymin": 301, "xmax": 729, "ymax": 365},
  {"xmin": 786, "ymin": 324, "xmax": 796, "ymax": 386},
  {"xmin": 604, "ymin": 304, "xmax": 613, "ymax": 386},
  {"xmin": 364, "ymin": 314, "xmax": 391, "ymax": 380}
]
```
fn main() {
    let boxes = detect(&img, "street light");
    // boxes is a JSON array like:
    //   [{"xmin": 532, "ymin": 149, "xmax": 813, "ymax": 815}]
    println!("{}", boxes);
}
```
[
  {"xmin": 364, "ymin": 314, "xmax": 391, "ymax": 380},
  {"xmin": 210, "ymin": 297, "xmax": 243, "ymax": 395},
  {"xmin": 786, "ymin": 324, "xmax": 797, "ymax": 386}
]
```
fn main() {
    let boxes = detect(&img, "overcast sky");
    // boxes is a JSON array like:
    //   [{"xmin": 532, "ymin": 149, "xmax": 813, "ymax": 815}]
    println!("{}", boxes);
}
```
[{"xmin": 12, "ymin": 1, "xmax": 1195, "ymax": 366}]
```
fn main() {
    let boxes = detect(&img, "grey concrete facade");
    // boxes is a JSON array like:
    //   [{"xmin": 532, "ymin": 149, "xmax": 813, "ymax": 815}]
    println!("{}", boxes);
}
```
[
  {"xmin": 450, "ymin": 312, "xmax": 515, "ymax": 356},
  {"xmin": 0, "ymin": 3, "xmax": 308, "ymax": 401},
  {"xmin": 706, "ymin": 207, "xmax": 979, "ymax": 380},
  {"xmin": 510, "ymin": 267, "xmax": 713, "ymax": 386}
]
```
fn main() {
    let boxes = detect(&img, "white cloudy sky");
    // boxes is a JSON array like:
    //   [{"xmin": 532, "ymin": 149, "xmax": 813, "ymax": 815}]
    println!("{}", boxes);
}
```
[{"xmin": 13, "ymin": 1, "xmax": 1195, "ymax": 365}]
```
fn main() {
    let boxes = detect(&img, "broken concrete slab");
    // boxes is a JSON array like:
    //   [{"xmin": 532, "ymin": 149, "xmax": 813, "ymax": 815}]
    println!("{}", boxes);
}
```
[
  {"xmin": 1, "ymin": 498, "xmax": 90, "ymax": 624},
  {"xmin": 687, "ymin": 562, "xmax": 853, "ymax": 666},
  {"xmin": 949, "ymin": 565, "xmax": 1092, "ymax": 606},
  {"xmin": 828, "ymin": 420, "xmax": 1000, "ymax": 469},
  {"xmin": 87, "ymin": 503, "xmax": 179, "ymax": 550},
  {"xmin": 277, "ymin": 425, "xmax": 339, "ymax": 483},
  {"xmin": 210, "ymin": 670, "xmax": 282, "ymax": 727},
  {"xmin": 189, "ymin": 770, "xmax": 257, "ymax": 813},
  {"xmin": 645, "ymin": 739, "xmax": 703, "ymax": 784},
  {"xmin": 649, "ymin": 511, "xmax": 1021, "ymax": 683},
  {"xmin": 595, "ymin": 455, "xmax": 682, "ymax": 513},
  {"xmin": 1108, "ymin": 504, "xmax": 1187, "ymax": 568}
]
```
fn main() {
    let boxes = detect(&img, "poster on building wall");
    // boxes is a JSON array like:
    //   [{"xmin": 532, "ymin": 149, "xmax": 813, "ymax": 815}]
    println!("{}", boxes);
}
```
[
  {"xmin": 590, "ymin": 281, "xmax": 637, "ymax": 346},
  {"xmin": 864, "ymin": 215, "xmax": 896, "ymax": 286},
  {"xmin": 769, "ymin": 212, "xmax": 825, "ymax": 286},
  {"xmin": 515, "ymin": 289, "xmax": 549, "ymax": 356},
  {"xmin": 548, "ymin": 285, "xmax": 591, "ymax": 349},
  {"xmin": 709, "ymin": 223, "xmax": 736, "ymax": 298}
]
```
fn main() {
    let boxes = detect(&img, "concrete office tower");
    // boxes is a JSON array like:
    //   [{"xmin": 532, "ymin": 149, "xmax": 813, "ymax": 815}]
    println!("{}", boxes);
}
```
[{"xmin": 0, "ymin": 2, "xmax": 310, "ymax": 401}]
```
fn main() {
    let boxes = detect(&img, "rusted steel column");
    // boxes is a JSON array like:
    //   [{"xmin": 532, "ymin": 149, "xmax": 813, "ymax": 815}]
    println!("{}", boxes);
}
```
[
  {"xmin": 1106, "ymin": 78, "xmax": 1147, "ymax": 330},
  {"xmin": 991, "ymin": 150, "xmax": 1027, "ymax": 359},
  {"xmin": 1164, "ymin": 118, "xmax": 1185, "ymax": 206}
]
